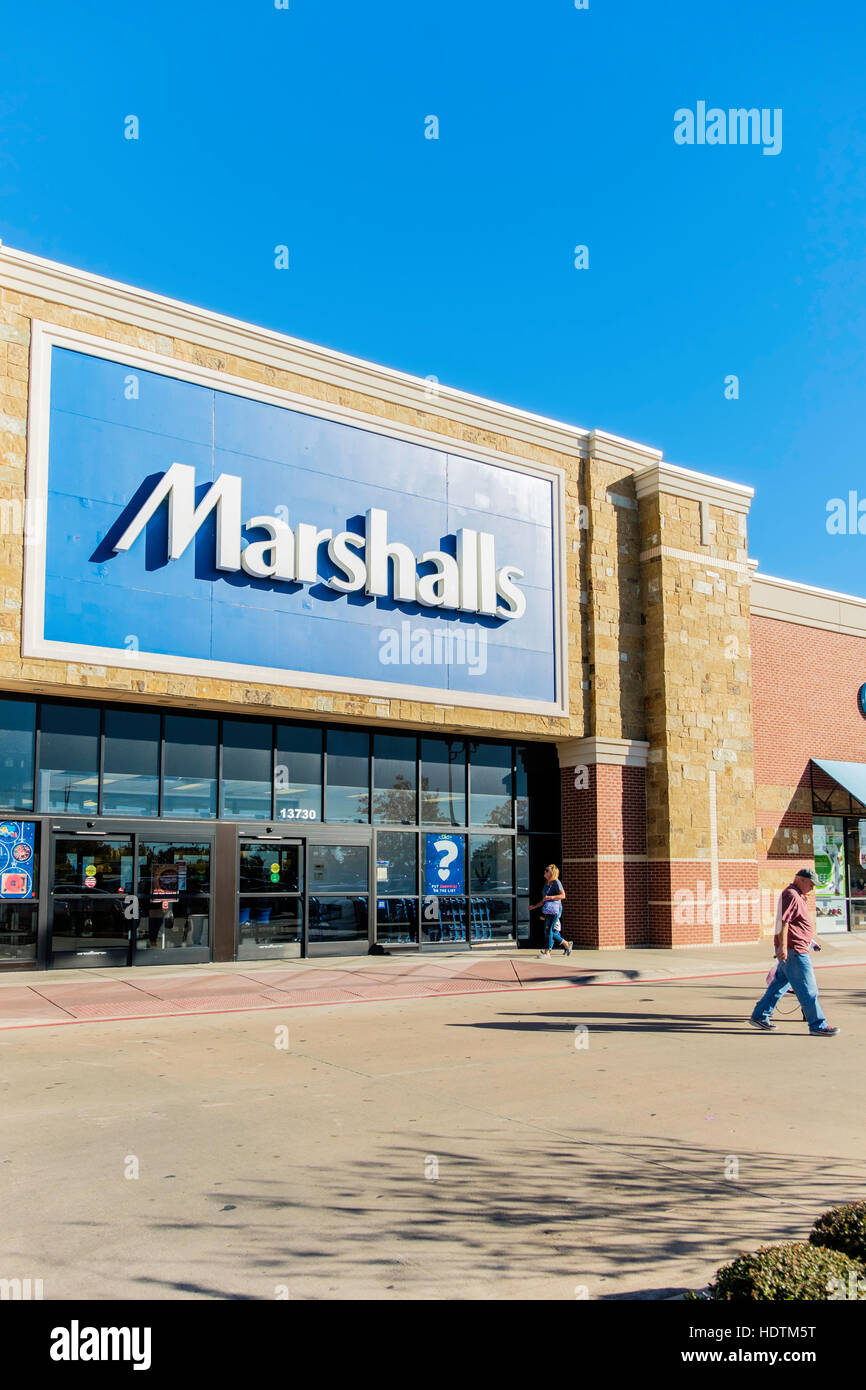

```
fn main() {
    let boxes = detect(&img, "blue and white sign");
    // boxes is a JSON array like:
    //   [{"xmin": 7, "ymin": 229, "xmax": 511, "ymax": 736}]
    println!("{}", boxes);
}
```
[
  {"xmin": 425, "ymin": 834, "xmax": 464, "ymax": 896},
  {"xmin": 24, "ymin": 329, "xmax": 565, "ymax": 712},
  {"xmin": 0, "ymin": 821, "xmax": 36, "ymax": 899}
]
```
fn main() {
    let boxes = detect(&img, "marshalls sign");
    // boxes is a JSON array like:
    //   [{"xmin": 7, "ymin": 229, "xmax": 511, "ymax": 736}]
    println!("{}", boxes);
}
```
[{"xmin": 24, "ymin": 329, "xmax": 564, "ymax": 713}]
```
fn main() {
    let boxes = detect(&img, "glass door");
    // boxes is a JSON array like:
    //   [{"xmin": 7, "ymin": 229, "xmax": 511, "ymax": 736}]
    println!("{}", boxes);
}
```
[
  {"xmin": 50, "ymin": 830, "xmax": 136, "ymax": 966},
  {"xmin": 134, "ymin": 838, "xmax": 212, "ymax": 964},
  {"xmin": 307, "ymin": 840, "xmax": 370, "ymax": 956},
  {"xmin": 237, "ymin": 836, "xmax": 303, "ymax": 960}
]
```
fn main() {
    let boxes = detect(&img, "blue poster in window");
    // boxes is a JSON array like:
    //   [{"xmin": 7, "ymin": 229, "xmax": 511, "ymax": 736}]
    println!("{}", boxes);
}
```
[
  {"xmin": 0, "ymin": 821, "xmax": 36, "ymax": 899},
  {"xmin": 425, "ymin": 834, "xmax": 464, "ymax": 896}
]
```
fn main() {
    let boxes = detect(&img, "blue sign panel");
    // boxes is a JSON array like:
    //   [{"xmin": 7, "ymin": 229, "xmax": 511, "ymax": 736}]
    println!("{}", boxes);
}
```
[
  {"xmin": 0, "ymin": 821, "xmax": 36, "ymax": 899},
  {"xmin": 425, "ymin": 833, "xmax": 464, "ymax": 896},
  {"xmin": 32, "ymin": 344, "xmax": 561, "ymax": 709}
]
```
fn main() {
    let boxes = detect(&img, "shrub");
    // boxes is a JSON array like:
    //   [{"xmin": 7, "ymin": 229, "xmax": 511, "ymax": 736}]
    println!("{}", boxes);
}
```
[
  {"xmin": 810, "ymin": 1202, "xmax": 866, "ymax": 1263},
  {"xmin": 704, "ymin": 1241, "xmax": 863, "ymax": 1300}
]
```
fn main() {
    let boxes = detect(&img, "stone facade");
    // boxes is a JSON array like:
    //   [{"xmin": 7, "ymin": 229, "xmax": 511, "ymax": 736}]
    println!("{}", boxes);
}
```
[{"xmin": 6, "ymin": 246, "xmax": 866, "ymax": 953}]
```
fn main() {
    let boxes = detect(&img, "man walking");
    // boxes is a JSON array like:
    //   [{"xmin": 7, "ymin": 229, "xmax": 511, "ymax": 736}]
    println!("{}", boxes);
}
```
[{"xmin": 749, "ymin": 868, "xmax": 840, "ymax": 1036}]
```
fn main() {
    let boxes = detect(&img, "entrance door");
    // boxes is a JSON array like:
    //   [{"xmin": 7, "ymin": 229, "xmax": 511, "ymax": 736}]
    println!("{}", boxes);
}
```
[
  {"xmin": 237, "ymin": 836, "xmax": 303, "ymax": 961},
  {"xmin": 49, "ymin": 826, "xmax": 213, "ymax": 967},
  {"xmin": 133, "ymin": 837, "xmax": 213, "ymax": 965},
  {"xmin": 307, "ymin": 840, "xmax": 370, "ymax": 956},
  {"xmin": 50, "ymin": 831, "xmax": 135, "ymax": 967}
]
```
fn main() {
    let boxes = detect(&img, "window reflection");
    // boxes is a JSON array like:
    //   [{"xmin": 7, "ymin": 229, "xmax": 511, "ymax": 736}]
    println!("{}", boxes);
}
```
[
  {"xmin": 325, "ymin": 731, "xmax": 369, "ymax": 823},
  {"xmin": 373, "ymin": 735, "xmax": 416, "ymax": 824},
  {"xmin": 0, "ymin": 699, "xmax": 35, "ymax": 811},
  {"xmin": 420, "ymin": 738, "xmax": 466, "ymax": 826},
  {"xmin": 38, "ymin": 704, "xmax": 99, "ymax": 814},
  {"xmin": 163, "ymin": 716, "xmax": 218, "ymax": 819},
  {"xmin": 469, "ymin": 742, "xmax": 512, "ymax": 827}
]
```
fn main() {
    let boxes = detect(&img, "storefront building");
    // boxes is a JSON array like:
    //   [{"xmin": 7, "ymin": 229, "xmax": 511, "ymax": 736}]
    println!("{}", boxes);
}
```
[{"xmin": 1, "ymin": 244, "xmax": 865, "ymax": 967}]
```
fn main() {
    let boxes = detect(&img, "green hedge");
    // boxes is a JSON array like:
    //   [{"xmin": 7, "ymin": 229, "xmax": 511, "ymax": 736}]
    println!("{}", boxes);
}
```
[
  {"xmin": 703, "ymin": 1241, "xmax": 863, "ymax": 1300},
  {"xmin": 810, "ymin": 1201, "xmax": 866, "ymax": 1264}
]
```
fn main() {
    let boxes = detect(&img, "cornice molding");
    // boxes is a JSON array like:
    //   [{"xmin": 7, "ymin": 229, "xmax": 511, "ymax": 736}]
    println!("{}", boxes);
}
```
[
  {"xmin": 0, "ymin": 242, "xmax": 608, "ymax": 463},
  {"xmin": 751, "ymin": 572, "xmax": 866, "ymax": 638},
  {"xmin": 633, "ymin": 459, "xmax": 754, "ymax": 514},
  {"xmin": 557, "ymin": 736, "xmax": 650, "ymax": 768}
]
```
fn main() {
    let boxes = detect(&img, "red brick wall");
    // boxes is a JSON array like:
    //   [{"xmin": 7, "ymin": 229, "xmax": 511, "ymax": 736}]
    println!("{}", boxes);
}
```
[
  {"xmin": 752, "ymin": 615, "xmax": 866, "ymax": 784},
  {"xmin": 561, "ymin": 763, "xmax": 648, "ymax": 948}
]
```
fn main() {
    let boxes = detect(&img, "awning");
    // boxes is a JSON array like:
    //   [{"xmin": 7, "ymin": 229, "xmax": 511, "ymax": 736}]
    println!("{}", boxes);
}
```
[{"xmin": 812, "ymin": 759, "xmax": 866, "ymax": 809}]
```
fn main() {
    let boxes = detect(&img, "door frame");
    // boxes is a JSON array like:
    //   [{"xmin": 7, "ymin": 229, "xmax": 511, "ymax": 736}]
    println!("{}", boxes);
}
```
[{"xmin": 46, "ymin": 817, "xmax": 216, "ymax": 968}]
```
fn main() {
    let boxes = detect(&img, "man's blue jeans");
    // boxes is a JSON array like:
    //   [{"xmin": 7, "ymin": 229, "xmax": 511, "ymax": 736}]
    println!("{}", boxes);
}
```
[{"xmin": 751, "ymin": 951, "xmax": 826, "ymax": 1031}]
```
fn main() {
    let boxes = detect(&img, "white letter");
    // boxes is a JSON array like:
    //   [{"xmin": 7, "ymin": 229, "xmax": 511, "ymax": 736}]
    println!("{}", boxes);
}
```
[
  {"xmin": 112, "ymin": 462, "xmax": 242, "ymax": 572},
  {"xmin": 242, "ymin": 516, "xmax": 295, "ymax": 580},
  {"xmin": 327, "ymin": 530, "xmax": 367, "ymax": 592},
  {"xmin": 365, "ymin": 508, "xmax": 417, "ymax": 602},
  {"xmin": 456, "ymin": 528, "xmax": 478, "ymax": 613},
  {"xmin": 50, "ymin": 1329, "xmax": 70, "ymax": 1362},
  {"xmin": 416, "ymin": 551, "xmax": 460, "ymax": 608},
  {"xmin": 295, "ymin": 522, "xmax": 333, "ymax": 583},
  {"xmin": 496, "ymin": 565, "xmax": 526, "ymax": 620}
]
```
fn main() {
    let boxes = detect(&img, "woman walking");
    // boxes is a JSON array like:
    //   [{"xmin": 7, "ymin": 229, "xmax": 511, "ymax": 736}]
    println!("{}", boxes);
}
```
[{"xmin": 531, "ymin": 864, "xmax": 572, "ymax": 959}]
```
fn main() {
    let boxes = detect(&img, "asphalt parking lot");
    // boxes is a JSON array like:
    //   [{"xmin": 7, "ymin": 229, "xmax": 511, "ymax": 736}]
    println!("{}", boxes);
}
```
[{"xmin": 1, "ymin": 951, "xmax": 863, "ymax": 1301}]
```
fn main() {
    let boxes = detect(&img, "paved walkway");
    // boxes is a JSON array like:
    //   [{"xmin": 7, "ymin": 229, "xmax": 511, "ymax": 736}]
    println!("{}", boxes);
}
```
[{"xmin": 2, "ymin": 933, "xmax": 865, "ymax": 1028}]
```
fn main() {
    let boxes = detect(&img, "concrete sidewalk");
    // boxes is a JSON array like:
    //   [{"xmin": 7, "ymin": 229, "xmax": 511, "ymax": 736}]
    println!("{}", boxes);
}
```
[{"xmin": 2, "ymin": 933, "xmax": 864, "ymax": 1029}]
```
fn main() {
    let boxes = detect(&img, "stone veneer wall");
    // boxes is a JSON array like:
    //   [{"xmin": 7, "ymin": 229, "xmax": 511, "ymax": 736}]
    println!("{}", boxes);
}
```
[{"xmin": 638, "ymin": 482, "xmax": 758, "ymax": 946}]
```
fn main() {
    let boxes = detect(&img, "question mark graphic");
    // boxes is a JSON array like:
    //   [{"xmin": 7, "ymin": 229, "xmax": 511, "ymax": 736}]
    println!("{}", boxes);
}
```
[{"xmin": 434, "ymin": 839, "xmax": 459, "ymax": 882}]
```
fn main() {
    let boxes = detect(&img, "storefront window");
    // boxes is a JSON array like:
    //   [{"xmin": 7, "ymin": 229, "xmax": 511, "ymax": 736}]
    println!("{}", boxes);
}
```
[
  {"xmin": 470, "ymin": 742, "xmax": 512, "ymax": 827},
  {"xmin": 376, "ymin": 831, "xmax": 417, "ymax": 893},
  {"xmin": 38, "ymin": 704, "xmax": 100, "ymax": 814},
  {"xmin": 163, "ymin": 715, "xmax": 218, "ymax": 819},
  {"xmin": 102, "ymin": 709, "xmax": 159, "ymax": 816},
  {"xmin": 812, "ymin": 815, "xmax": 848, "ymax": 932},
  {"xmin": 221, "ymin": 720, "xmax": 273, "ymax": 820},
  {"xmin": 325, "ymin": 731, "xmax": 369, "ymax": 823},
  {"xmin": 0, "ymin": 820, "xmax": 38, "ymax": 961},
  {"xmin": 420, "ymin": 738, "xmax": 466, "ymax": 826},
  {"xmin": 0, "ymin": 699, "xmax": 36, "ymax": 811},
  {"xmin": 845, "ymin": 820, "xmax": 866, "ymax": 899},
  {"xmin": 373, "ymin": 735, "xmax": 416, "ymax": 824},
  {"xmin": 515, "ymin": 744, "xmax": 559, "ymax": 832},
  {"xmin": 469, "ymin": 834, "xmax": 513, "ymax": 893},
  {"xmin": 275, "ymin": 725, "xmax": 321, "ymax": 822}
]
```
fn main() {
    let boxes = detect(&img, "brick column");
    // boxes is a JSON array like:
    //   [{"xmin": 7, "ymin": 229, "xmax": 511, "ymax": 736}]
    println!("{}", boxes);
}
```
[
  {"xmin": 558, "ymin": 736, "xmax": 649, "ymax": 948},
  {"xmin": 634, "ymin": 462, "xmax": 760, "ymax": 946}
]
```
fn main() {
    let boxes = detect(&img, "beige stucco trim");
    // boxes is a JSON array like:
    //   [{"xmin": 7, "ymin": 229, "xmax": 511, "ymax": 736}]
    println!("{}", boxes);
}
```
[
  {"xmin": 557, "ymin": 736, "xmax": 650, "ymax": 768},
  {"xmin": 639, "ymin": 545, "xmax": 751, "ymax": 574},
  {"xmin": 751, "ymin": 572, "xmax": 866, "ymax": 637},
  {"xmin": 633, "ymin": 459, "xmax": 754, "ymax": 514}
]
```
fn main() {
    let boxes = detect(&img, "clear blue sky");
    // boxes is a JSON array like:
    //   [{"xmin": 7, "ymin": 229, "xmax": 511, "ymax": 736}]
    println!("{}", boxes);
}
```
[{"xmin": 2, "ymin": 0, "xmax": 865, "ymax": 593}]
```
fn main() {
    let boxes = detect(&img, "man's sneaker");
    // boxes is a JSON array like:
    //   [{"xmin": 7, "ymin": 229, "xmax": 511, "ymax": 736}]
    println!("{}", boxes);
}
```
[
  {"xmin": 810, "ymin": 1024, "xmax": 840, "ymax": 1036},
  {"xmin": 748, "ymin": 1018, "xmax": 777, "ymax": 1031}
]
